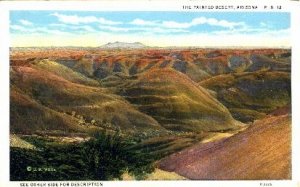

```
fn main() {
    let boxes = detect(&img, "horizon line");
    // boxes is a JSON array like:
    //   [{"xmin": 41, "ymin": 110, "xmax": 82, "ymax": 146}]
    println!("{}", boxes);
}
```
[{"xmin": 10, "ymin": 45, "xmax": 292, "ymax": 49}]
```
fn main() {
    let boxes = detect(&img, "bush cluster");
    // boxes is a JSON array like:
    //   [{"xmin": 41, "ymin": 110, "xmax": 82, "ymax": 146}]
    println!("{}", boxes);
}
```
[{"xmin": 10, "ymin": 131, "xmax": 156, "ymax": 181}]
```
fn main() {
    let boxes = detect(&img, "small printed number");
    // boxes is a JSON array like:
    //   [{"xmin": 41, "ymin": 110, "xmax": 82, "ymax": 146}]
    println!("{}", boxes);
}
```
[{"xmin": 260, "ymin": 183, "xmax": 272, "ymax": 186}]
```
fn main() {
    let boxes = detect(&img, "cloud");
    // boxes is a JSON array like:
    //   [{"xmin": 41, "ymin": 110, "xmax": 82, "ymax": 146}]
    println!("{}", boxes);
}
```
[
  {"xmin": 212, "ymin": 27, "xmax": 290, "ymax": 37},
  {"xmin": 19, "ymin": 19, "xmax": 33, "ymax": 26},
  {"xmin": 129, "ymin": 17, "xmax": 245, "ymax": 31},
  {"xmin": 261, "ymin": 28, "xmax": 290, "ymax": 36},
  {"xmin": 51, "ymin": 13, "xmax": 97, "ymax": 24},
  {"xmin": 50, "ymin": 23, "xmax": 96, "ymax": 32},
  {"xmin": 99, "ymin": 25, "xmax": 130, "ymax": 32},
  {"xmin": 99, "ymin": 25, "xmax": 189, "ymax": 34},
  {"xmin": 10, "ymin": 24, "xmax": 70, "ymax": 35},
  {"xmin": 97, "ymin": 17, "xmax": 121, "ymax": 25},
  {"xmin": 144, "ymin": 27, "xmax": 189, "ymax": 34},
  {"xmin": 79, "ymin": 25, "xmax": 96, "ymax": 32},
  {"xmin": 49, "ymin": 23, "xmax": 68, "ymax": 27},
  {"xmin": 10, "ymin": 25, "xmax": 28, "ymax": 32},
  {"xmin": 45, "ymin": 29, "xmax": 69, "ymax": 35},
  {"xmin": 162, "ymin": 17, "xmax": 246, "ymax": 29},
  {"xmin": 51, "ymin": 12, "xmax": 121, "ymax": 25},
  {"xmin": 130, "ymin": 19, "xmax": 158, "ymax": 26},
  {"xmin": 260, "ymin": 22, "xmax": 267, "ymax": 27}
]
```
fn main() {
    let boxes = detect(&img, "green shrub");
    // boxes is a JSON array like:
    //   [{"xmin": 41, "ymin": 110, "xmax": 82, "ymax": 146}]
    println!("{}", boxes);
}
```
[{"xmin": 10, "ymin": 131, "xmax": 156, "ymax": 180}]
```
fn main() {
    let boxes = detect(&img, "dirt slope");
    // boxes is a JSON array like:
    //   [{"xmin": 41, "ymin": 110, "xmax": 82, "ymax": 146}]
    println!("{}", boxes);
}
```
[
  {"xmin": 120, "ymin": 68, "xmax": 243, "ymax": 132},
  {"xmin": 199, "ymin": 71, "xmax": 291, "ymax": 122},
  {"xmin": 10, "ymin": 66, "xmax": 163, "ymax": 134},
  {"xmin": 159, "ymin": 114, "xmax": 291, "ymax": 179}
]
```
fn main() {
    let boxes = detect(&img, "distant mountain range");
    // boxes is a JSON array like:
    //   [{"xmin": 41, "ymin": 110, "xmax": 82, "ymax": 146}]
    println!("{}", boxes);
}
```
[
  {"xmin": 11, "ymin": 43, "xmax": 291, "ymax": 50},
  {"xmin": 100, "ymin": 41, "xmax": 147, "ymax": 49}
]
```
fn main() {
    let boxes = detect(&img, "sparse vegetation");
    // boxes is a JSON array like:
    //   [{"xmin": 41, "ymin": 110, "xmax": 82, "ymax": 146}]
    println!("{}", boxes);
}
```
[{"xmin": 10, "ymin": 131, "xmax": 157, "ymax": 181}]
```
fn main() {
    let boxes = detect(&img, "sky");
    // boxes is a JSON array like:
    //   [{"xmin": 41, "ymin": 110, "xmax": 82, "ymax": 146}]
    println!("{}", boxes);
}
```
[{"xmin": 10, "ymin": 11, "xmax": 290, "ymax": 47}]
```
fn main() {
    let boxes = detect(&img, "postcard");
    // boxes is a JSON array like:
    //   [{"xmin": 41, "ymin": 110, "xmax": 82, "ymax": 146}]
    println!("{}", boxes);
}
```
[{"xmin": 0, "ymin": 0, "xmax": 299, "ymax": 187}]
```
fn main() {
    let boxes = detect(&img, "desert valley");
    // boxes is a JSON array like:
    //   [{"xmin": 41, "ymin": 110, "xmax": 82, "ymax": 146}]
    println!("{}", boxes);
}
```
[{"xmin": 10, "ymin": 42, "xmax": 291, "ymax": 180}]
